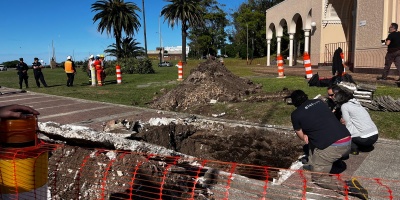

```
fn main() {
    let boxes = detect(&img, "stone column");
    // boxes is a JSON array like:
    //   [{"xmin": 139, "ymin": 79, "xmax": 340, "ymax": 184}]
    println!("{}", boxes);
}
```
[
  {"xmin": 267, "ymin": 39, "xmax": 271, "ymax": 66},
  {"xmin": 289, "ymin": 33, "xmax": 294, "ymax": 66},
  {"xmin": 304, "ymin": 29, "xmax": 310, "ymax": 53},
  {"xmin": 277, "ymin": 37, "xmax": 282, "ymax": 55}
]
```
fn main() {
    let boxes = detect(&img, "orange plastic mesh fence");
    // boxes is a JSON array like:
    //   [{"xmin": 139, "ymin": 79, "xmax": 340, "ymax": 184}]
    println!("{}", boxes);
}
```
[{"xmin": 2, "ymin": 145, "xmax": 399, "ymax": 199}]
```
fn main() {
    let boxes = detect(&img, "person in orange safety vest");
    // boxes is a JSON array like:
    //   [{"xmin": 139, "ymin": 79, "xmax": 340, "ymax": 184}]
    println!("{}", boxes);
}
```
[{"xmin": 64, "ymin": 56, "xmax": 76, "ymax": 87}]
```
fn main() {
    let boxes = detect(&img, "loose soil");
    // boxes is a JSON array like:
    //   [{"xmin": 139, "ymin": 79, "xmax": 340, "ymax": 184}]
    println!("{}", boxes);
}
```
[{"xmin": 149, "ymin": 60, "xmax": 291, "ymax": 112}]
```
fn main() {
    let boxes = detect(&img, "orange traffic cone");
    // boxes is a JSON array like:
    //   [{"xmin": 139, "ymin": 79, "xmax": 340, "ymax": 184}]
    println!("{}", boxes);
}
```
[
  {"xmin": 116, "ymin": 65, "xmax": 122, "ymax": 84},
  {"xmin": 176, "ymin": 61, "xmax": 183, "ymax": 81},
  {"xmin": 277, "ymin": 54, "xmax": 285, "ymax": 78},
  {"xmin": 303, "ymin": 52, "xmax": 313, "ymax": 79}
]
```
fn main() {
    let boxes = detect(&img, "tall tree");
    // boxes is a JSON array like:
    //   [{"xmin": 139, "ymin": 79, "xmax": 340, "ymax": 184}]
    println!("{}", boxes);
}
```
[
  {"xmin": 104, "ymin": 37, "xmax": 144, "ymax": 58},
  {"xmin": 188, "ymin": 0, "xmax": 228, "ymax": 58},
  {"xmin": 91, "ymin": 0, "xmax": 141, "ymax": 60},
  {"xmin": 161, "ymin": 0, "xmax": 205, "ymax": 63},
  {"xmin": 231, "ymin": 0, "xmax": 285, "ymax": 59}
]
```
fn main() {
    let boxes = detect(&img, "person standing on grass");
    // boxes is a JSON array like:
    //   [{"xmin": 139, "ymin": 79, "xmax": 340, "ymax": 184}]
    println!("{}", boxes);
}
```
[
  {"xmin": 32, "ymin": 57, "xmax": 48, "ymax": 88},
  {"xmin": 289, "ymin": 90, "xmax": 368, "ymax": 200},
  {"xmin": 94, "ymin": 55, "xmax": 103, "ymax": 86},
  {"xmin": 377, "ymin": 23, "xmax": 400, "ymax": 81},
  {"xmin": 99, "ymin": 54, "xmax": 106, "ymax": 84},
  {"xmin": 87, "ymin": 55, "xmax": 95, "ymax": 84},
  {"xmin": 16, "ymin": 58, "xmax": 29, "ymax": 89},
  {"xmin": 334, "ymin": 90, "xmax": 379, "ymax": 155},
  {"xmin": 64, "ymin": 56, "xmax": 76, "ymax": 87}
]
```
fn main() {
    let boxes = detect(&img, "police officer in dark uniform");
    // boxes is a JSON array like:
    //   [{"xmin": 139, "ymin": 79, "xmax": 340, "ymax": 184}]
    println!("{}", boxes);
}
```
[
  {"xmin": 378, "ymin": 23, "xmax": 400, "ymax": 80},
  {"xmin": 16, "ymin": 58, "xmax": 29, "ymax": 89},
  {"xmin": 32, "ymin": 57, "xmax": 48, "ymax": 87}
]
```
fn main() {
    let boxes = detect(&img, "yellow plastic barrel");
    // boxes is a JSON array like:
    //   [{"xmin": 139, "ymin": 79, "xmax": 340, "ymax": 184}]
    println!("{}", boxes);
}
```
[{"xmin": 0, "ymin": 115, "xmax": 48, "ymax": 199}]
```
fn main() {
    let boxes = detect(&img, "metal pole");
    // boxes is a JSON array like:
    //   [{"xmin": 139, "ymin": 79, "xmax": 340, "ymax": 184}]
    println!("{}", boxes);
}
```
[
  {"xmin": 159, "ymin": 14, "xmax": 162, "ymax": 65},
  {"xmin": 246, "ymin": 24, "xmax": 249, "ymax": 65},
  {"xmin": 142, "ymin": 0, "xmax": 148, "ymax": 58}
]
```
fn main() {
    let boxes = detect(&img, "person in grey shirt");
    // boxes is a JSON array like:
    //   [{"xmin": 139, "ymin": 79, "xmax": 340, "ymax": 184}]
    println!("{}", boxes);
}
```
[{"xmin": 334, "ymin": 90, "xmax": 379, "ymax": 155}]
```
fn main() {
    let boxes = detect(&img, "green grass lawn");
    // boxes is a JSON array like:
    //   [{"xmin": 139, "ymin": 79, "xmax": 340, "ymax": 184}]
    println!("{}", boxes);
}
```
[{"xmin": 1, "ymin": 59, "xmax": 399, "ymax": 139}]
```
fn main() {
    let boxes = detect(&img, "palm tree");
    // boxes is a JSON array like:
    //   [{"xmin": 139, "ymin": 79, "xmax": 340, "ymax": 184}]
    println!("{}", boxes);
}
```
[
  {"xmin": 161, "ymin": 0, "xmax": 205, "ymax": 63},
  {"xmin": 104, "ymin": 37, "xmax": 144, "ymax": 58},
  {"xmin": 91, "ymin": 0, "xmax": 141, "ymax": 60}
]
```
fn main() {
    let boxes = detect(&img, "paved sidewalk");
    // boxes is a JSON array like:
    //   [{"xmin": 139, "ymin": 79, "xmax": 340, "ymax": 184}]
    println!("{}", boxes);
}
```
[{"xmin": 1, "ymin": 87, "xmax": 399, "ymax": 199}]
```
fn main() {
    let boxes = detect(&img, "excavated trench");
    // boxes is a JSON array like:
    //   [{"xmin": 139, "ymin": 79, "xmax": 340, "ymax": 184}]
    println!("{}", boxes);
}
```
[{"xmin": 133, "ymin": 122, "xmax": 304, "ymax": 170}]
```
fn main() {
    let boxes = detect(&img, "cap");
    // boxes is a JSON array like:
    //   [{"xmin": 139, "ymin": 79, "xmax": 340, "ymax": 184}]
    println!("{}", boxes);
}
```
[
  {"xmin": 89, "ymin": 55, "xmax": 94, "ymax": 59},
  {"xmin": 19, "ymin": 58, "xmax": 23, "ymax": 61},
  {"xmin": 100, "ymin": 54, "xmax": 104, "ymax": 58},
  {"xmin": 34, "ymin": 57, "xmax": 39, "ymax": 60},
  {"xmin": 67, "ymin": 56, "xmax": 72, "ymax": 60}
]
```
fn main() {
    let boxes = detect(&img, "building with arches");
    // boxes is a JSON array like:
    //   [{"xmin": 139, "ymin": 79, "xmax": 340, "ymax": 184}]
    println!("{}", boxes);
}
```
[{"xmin": 266, "ymin": 0, "xmax": 399, "ymax": 73}]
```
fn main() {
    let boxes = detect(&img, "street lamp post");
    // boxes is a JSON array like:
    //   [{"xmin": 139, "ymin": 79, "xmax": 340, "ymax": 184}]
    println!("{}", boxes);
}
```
[
  {"xmin": 158, "ymin": 14, "xmax": 163, "ymax": 65},
  {"xmin": 246, "ymin": 24, "xmax": 249, "ymax": 65}
]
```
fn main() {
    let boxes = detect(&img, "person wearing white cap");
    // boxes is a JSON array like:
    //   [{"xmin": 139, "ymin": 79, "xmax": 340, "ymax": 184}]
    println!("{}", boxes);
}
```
[
  {"xmin": 64, "ymin": 56, "xmax": 76, "ymax": 87},
  {"xmin": 87, "ymin": 55, "xmax": 95, "ymax": 84}
]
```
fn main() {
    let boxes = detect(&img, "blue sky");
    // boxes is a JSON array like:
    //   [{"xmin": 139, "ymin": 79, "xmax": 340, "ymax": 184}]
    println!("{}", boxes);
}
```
[{"xmin": 0, "ymin": 0, "xmax": 244, "ymax": 64}]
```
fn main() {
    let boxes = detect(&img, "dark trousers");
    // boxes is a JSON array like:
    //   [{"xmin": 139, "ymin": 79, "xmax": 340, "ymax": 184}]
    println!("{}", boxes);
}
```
[
  {"xmin": 351, "ymin": 134, "xmax": 378, "ymax": 151},
  {"xmin": 34, "ymin": 71, "xmax": 48, "ymax": 87},
  {"xmin": 18, "ymin": 74, "xmax": 29, "ymax": 89},
  {"xmin": 383, "ymin": 50, "xmax": 400, "ymax": 78},
  {"xmin": 66, "ymin": 73, "xmax": 75, "ymax": 86},
  {"xmin": 87, "ymin": 69, "xmax": 92, "ymax": 83}
]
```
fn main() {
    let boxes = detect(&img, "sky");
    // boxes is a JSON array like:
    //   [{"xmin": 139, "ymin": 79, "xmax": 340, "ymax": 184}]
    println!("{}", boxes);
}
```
[{"xmin": 0, "ymin": 0, "xmax": 245, "ymax": 64}]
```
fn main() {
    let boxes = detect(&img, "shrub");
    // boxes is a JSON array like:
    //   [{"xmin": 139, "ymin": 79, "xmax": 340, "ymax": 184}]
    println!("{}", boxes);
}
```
[
  {"xmin": 104, "ymin": 67, "xmax": 116, "ymax": 76},
  {"xmin": 136, "ymin": 59, "xmax": 154, "ymax": 74},
  {"xmin": 107, "ymin": 57, "xmax": 155, "ymax": 75}
]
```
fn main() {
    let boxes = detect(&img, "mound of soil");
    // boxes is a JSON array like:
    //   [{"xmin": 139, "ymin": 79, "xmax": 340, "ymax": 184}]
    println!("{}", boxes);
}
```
[{"xmin": 150, "ymin": 60, "xmax": 263, "ymax": 111}]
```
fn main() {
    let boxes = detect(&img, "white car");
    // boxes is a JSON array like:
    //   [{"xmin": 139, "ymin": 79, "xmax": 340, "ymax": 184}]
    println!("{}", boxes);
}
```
[
  {"xmin": 0, "ymin": 65, "xmax": 7, "ymax": 71},
  {"xmin": 158, "ymin": 61, "xmax": 171, "ymax": 67}
]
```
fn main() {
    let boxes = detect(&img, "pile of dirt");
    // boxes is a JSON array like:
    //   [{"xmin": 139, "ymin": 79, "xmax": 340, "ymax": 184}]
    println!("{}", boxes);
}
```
[{"xmin": 149, "ymin": 60, "xmax": 263, "ymax": 111}]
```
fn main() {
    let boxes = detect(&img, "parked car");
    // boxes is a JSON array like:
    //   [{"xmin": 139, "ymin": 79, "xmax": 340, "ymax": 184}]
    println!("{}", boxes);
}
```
[
  {"xmin": 0, "ymin": 65, "xmax": 7, "ymax": 71},
  {"xmin": 158, "ymin": 61, "xmax": 171, "ymax": 67}
]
